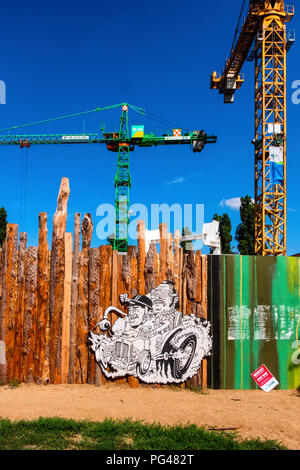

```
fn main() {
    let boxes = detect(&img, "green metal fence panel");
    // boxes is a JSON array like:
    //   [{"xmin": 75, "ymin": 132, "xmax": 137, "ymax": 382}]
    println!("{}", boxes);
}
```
[{"xmin": 207, "ymin": 255, "xmax": 300, "ymax": 390}]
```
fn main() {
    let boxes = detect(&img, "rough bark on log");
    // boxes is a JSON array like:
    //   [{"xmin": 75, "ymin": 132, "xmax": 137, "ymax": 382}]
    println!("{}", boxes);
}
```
[
  {"xmin": 117, "ymin": 253, "xmax": 125, "ymax": 311},
  {"xmin": 178, "ymin": 247, "xmax": 183, "ymax": 313},
  {"xmin": 0, "ymin": 224, "xmax": 18, "ymax": 383},
  {"xmin": 34, "ymin": 213, "xmax": 49, "ymax": 384},
  {"xmin": 111, "ymin": 250, "xmax": 118, "ymax": 307},
  {"xmin": 166, "ymin": 232, "xmax": 173, "ymax": 281},
  {"xmin": 144, "ymin": 243, "xmax": 157, "ymax": 294},
  {"xmin": 155, "ymin": 247, "xmax": 160, "ymax": 287},
  {"xmin": 87, "ymin": 247, "xmax": 100, "ymax": 384},
  {"xmin": 185, "ymin": 249, "xmax": 196, "ymax": 303},
  {"xmin": 42, "ymin": 251, "xmax": 51, "ymax": 385},
  {"xmin": 22, "ymin": 247, "xmax": 38, "ymax": 383},
  {"xmin": 121, "ymin": 251, "xmax": 131, "ymax": 294},
  {"xmin": 0, "ymin": 242, "xmax": 7, "ymax": 383},
  {"xmin": 125, "ymin": 247, "xmax": 139, "ymax": 388},
  {"xmin": 137, "ymin": 220, "xmax": 145, "ymax": 294},
  {"xmin": 76, "ymin": 214, "xmax": 93, "ymax": 384},
  {"xmin": 159, "ymin": 223, "xmax": 167, "ymax": 282},
  {"xmin": 173, "ymin": 230, "xmax": 181, "ymax": 293},
  {"xmin": 61, "ymin": 232, "xmax": 72, "ymax": 384},
  {"xmin": 69, "ymin": 212, "xmax": 81, "ymax": 383},
  {"xmin": 128, "ymin": 246, "xmax": 137, "ymax": 297},
  {"xmin": 13, "ymin": 232, "xmax": 27, "ymax": 382},
  {"xmin": 96, "ymin": 245, "xmax": 112, "ymax": 385},
  {"xmin": 49, "ymin": 177, "xmax": 70, "ymax": 384}
]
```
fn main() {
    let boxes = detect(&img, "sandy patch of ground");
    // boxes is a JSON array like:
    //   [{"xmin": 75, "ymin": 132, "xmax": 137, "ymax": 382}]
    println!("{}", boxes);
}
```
[{"xmin": 0, "ymin": 384, "xmax": 299, "ymax": 450}]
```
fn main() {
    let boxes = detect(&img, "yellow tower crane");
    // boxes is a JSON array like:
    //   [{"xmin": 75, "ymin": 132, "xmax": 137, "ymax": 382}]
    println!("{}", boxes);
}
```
[{"xmin": 211, "ymin": 0, "xmax": 295, "ymax": 256}]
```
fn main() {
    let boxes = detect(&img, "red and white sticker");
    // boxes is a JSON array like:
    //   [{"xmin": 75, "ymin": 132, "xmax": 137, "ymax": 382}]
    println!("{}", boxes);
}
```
[{"xmin": 251, "ymin": 364, "xmax": 279, "ymax": 392}]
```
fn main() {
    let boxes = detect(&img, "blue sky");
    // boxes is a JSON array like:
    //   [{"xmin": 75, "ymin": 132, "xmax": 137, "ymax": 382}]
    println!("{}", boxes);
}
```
[{"xmin": 0, "ymin": 0, "xmax": 299, "ymax": 254}]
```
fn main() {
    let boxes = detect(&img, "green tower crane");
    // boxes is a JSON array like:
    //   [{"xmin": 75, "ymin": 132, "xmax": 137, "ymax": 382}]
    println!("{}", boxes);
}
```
[{"xmin": 0, "ymin": 102, "xmax": 217, "ymax": 252}]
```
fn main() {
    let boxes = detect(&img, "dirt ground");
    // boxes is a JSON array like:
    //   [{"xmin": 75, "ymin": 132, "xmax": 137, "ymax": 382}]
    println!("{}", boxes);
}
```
[{"xmin": 0, "ymin": 384, "xmax": 299, "ymax": 450}]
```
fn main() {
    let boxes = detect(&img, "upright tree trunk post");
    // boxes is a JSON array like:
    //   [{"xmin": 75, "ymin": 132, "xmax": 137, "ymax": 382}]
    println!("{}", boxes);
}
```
[
  {"xmin": 34, "ymin": 213, "xmax": 49, "ymax": 384},
  {"xmin": 97, "ymin": 245, "xmax": 112, "ymax": 385},
  {"xmin": 128, "ymin": 246, "xmax": 138, "ymax": 297},
  {"xmin": 0, "ymin": 224, "xmax": 18, "ymax": 383},
  {"xmin": 0, "ymin": 245, "xmax": 4, "ymax": 383},
  {"xmin": 88, "ymin": 247, "xmax": 100, "ymax": 384},
  {"xmin": 69, "ymin": 213, "xmax": 81, "ymax": 383},
  {"xmin": 22, "ymin": 247, "xmax": 38, "ymax": 383},
  {"xmin": 173, "ymin": 230, "xmax": 181, "ymax": 293},
  {"xmin": 13, "ymin": 232, "xmax": 27, "ymax": 382},
  {"xmin": 61, "ymin": 232, "xmax": 72, "ymax": 383},
  {"xmin": 166, "ymin": 232, "xmax": 173, "ymax": 281},
  {"xmin": 49, "ymin": 177, "xmax": 70, "ymax": 384},
  {"xmin": 137, "ymin": 220, "xmax": 145, "ymax": 294},
  {"xmin": 159, "ymin": 223, "xmax": 167, "ymax": 282},
  {"xmin": 76, "ymin": 214, "xmax": 93, "ymax": 384},
  {"xmin": 144, "ymin": 243, "xmax": 157, "ymax": 294}
]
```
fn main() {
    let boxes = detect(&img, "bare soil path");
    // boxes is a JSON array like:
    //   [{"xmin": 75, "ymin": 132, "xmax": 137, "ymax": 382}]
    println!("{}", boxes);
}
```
[{"xmin": 0, "ymin": 384, "xmax": 299, "ymax": 450}]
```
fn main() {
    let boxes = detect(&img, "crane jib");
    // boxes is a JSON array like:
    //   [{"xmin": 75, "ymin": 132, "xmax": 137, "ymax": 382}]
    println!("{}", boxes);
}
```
[{"xmin": 0, "ymin": 134, "xmax": 217, "ymax": 146}]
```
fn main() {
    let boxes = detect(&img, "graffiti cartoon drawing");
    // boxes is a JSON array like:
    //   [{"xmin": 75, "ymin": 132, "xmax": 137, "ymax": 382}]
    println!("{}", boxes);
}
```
[{"xmin": 88, "ymin": 281, "xmax": 212, "ymax": 384}]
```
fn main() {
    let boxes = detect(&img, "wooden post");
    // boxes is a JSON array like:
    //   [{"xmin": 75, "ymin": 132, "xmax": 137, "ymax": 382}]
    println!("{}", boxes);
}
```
[
  {"xmin": 173, "ymin": 230, "xmax": 181, "ymax": 293},
  {"xmin": 114, "ymin": 253, "xmax": 127, "ymax": 385},
  {"xmin": 182, "ymin": 254, "xmax": 187, "ymax": 316},
  {"xmin": 0, "ymin": 224, "xmax": 18, "ymax": 383},
  {"xmin": 87, "ymin": 247, "xmax": 101, "ymax": 384},
  {"xmin": 69, "ymin": 213, "xmax": 81, "ymax": 383},
  {"xmin": 97, "ymin": 245, "xmax": 112, "ymax": 385},
  {"xmin": 159, "ymin": 223, "xmax": 167, "ymax": 282},
  {"xmin": 166, "ymin": 232, "xmax": 173, "ymax": 281},
  {"xmin": 178, "ymin": 247, "xmax": 183, "ymax": 313},
  {"xmin": 195, "ymin": 250, "xmax": 203, "ymax": 304},
  {"xmin": 112, "ymin": 250, "xmax": 118, "ymax": 306},
  {"xmin": 76, "ymin": 214, "xmax": 93, "ymax": 384},
  {"xmin": 49, "ymin": 177, "xmax": 70, "ymax": 384},
  {"xmin": 34, "ymin": 213, "xmax": 49, "ymax": 384},
  {"xmin": 13, "ymin": 232, "xmax": 27, "ymax": 382},
  {"xmin": 0, "ymin": 242, "xmax": 7, "ymax": 383},
  {"xmin": 61, "ymin": 232, "xmax": 72, "ymax": 384},
  {"xmin": 137, "ymin": 220, "xmax": 145, "ymax": 294},
  {"xmin": 22, "ymin": 247, "xmax": 38, "ymax": 383},
  {"xmin": 121, "ymin": 251, "xmax": 131, "ymax": 297},
  {"xmin": 128, "ymin": 246, "xmax": 138, "ymax": 297},
  {"xmin": 144, "ymin": 243, "xmax": 157, "ymax": 294},
  {"xmin": 125, "ymin": 246, "xmax": 139, "ymax": 387}
]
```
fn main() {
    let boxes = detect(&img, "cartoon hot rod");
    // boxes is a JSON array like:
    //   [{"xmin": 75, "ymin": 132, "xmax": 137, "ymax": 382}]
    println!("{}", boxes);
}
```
[{"xmin": 88, "ymin": 281, "xmax": 212, "ymax": 384}]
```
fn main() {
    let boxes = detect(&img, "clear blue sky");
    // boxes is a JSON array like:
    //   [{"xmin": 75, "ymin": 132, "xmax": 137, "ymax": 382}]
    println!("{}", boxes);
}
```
[{"xmin": 0, "ymin": 0, "xmax": 299, "ymax": 254}]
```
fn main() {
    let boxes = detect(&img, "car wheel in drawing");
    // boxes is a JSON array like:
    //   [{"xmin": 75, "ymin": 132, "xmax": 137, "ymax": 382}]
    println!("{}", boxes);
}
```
[
  {"xmin": 172, "ymin": 334, "xmax": 197, "ymax": 380},
  {"xmin": 136, "ymin": 350, "xmax": 151, "ymax": 376},
  {"xmin": 96, "ymin": 344, "xmax": 108, "ymax": 369}
]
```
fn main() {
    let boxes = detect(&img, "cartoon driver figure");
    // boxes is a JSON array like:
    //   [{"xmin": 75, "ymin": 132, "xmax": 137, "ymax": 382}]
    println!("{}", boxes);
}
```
[
  {"xmin": 113, "ymin": 294, "xmax": 153, "ymax": 338},
  {"xmin": 150, "ymin": 280, "xmax": 179, "ymax": 334}
]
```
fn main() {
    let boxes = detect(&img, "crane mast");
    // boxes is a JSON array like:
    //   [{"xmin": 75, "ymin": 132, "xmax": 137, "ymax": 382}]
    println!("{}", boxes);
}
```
[{"xmin": 211, "ymin": 0, "xmax": 295, "ymax": 256}]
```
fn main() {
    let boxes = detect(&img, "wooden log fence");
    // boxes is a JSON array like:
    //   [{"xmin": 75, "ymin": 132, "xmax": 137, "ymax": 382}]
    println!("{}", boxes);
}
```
[{"xmin": 0, "ymin": 178, "xmax": 208, "ymax": 388}]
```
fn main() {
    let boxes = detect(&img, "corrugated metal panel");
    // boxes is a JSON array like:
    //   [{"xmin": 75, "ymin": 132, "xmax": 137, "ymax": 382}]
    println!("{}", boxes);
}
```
[{"xmin": 208, "ymin": 255, "xmax": 300, "ymax": 390}]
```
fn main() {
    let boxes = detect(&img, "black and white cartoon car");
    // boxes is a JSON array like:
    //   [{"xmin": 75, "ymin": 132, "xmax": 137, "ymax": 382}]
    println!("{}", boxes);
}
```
[{"xmin": 88, "ymin": 281, "xmax": 212, "ymax": 384}]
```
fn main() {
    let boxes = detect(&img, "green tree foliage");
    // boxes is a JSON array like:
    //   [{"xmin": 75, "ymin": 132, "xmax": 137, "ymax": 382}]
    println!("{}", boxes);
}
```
[
  {"xmin": 235, "ymin": 196, "xmax": 255, "ymax": 255},
  {"xmin": 0, "ymin": 207, "xmax": 7, "ymax": 248},
  {"xmin": 213, "ymin": 213, "xmax": 233, "ymax": 254}
]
